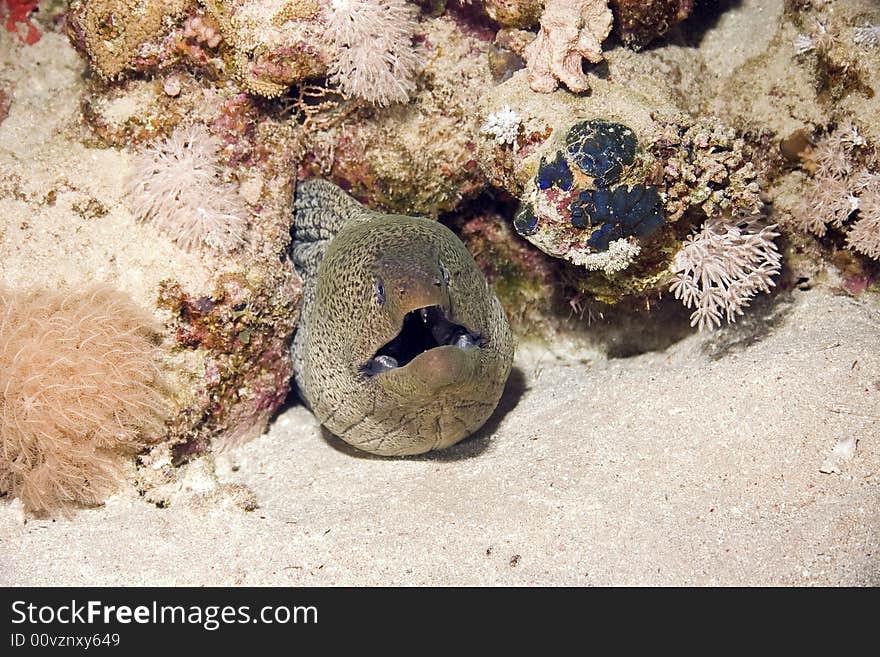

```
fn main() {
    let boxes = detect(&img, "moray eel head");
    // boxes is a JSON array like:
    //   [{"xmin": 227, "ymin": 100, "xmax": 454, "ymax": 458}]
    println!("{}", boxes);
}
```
[
  {"xmin": 361, "ymin": 256, "xmax": 483, "ymax": 389},
  {"xmin": 293, "ymin": 181, "xmax": 513, "ymax": 456}
]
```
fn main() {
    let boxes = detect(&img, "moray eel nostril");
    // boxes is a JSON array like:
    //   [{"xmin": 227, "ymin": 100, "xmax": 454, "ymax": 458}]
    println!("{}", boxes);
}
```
[{"xmin": 291, "ymin": 180, "xmax": 514, "ymax": 456}]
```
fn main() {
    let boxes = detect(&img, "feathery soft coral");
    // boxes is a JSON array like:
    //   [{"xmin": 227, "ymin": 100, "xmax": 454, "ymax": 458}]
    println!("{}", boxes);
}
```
[
  {"xmin": 846, "ymin": 180, "xmax": 880, "ymax": 259},
  {"xmin": 0, "ymin": 285, "xmax": 170, "ymax": 515},
  {"xmin": 325, "ymin": 0, "xmax": 422, "ymax": 106},
  {"xmin": 669, "ymin": 217, "xmax": 782, "ymax": 331},
  {"xmin": 127, "ymin": 124, "xmax": 249, "ymax": 253},
  {"xmin": 790, "ymin": 124, "xmax": 880, "ymax": 260}
]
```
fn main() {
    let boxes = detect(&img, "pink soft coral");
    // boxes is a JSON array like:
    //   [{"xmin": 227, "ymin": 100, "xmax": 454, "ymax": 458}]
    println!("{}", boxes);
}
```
[
  {"xmin": 790, "ymin": 124, "xmax": 880, "ymax": 261},
  {"xmin": 524, "ymin": 0, "xmax": 613, "ymax": 93},
  {"xmin": 669, "ymin": 217, "xmax": 782, "ymax": 331}
]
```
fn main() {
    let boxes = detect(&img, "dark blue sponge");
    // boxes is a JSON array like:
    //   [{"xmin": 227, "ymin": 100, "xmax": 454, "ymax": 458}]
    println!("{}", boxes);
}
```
[
  {"xmin": 565, "ymin": 120, "xmax": 638, "ymax": 186},
  {"xmin": 569, "ymin": 184, "xmax": 665, "ymax": 251},
  {"xmin": 513, "ymin": 203, "xmax": 539, "ymax": 237},
  {"xmin": 536, "ymin": 151, "xmax": 573, "ymax": 191}
]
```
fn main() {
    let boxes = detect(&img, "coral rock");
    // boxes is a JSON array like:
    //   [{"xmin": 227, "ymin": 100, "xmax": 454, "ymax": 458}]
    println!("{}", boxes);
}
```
[
  {"xmin": 66, "ymin": 0, "xmax": 190, "ymax": 80},
  {"xmin": 483, "ymin": 0, "xmax": 543, "ymax": 29},
  {"xmin": 209, "ymin": 0, "xmax": 328, "ymax": 99},
  {"xmin": 304, "ymin": 14, "xmax": 492, "ymax": 215},
  {"xmin": 608, "ymin": 0, "xmax": 693, "ymax": 49},
  {"xmin": 524, "ymin": 0, "xmax": 613, "ymax": 94}
]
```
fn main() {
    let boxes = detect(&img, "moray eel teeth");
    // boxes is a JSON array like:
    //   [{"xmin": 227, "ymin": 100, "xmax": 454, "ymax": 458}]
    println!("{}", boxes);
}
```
[{"xmin": 362, "ymin": 305, "xmax": 482, "ymax": 378}]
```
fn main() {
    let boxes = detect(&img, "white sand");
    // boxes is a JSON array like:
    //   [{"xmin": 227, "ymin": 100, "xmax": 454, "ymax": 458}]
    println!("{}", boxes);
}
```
[{"xmin": 3, "ymin": 286, "xmax": 877, "ymax": 586}]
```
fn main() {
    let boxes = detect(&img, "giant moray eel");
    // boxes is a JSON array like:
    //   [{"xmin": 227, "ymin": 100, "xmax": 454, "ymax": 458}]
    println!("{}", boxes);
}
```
[{"xmin": 291, "ymin": 180, "xmax": 514, "ymax": 456}]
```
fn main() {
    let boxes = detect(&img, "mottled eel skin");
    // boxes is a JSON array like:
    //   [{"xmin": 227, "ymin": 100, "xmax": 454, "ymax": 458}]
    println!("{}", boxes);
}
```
[{"xmin": 291, "ymin": 180, "xmax": 514, "ymax": 456}]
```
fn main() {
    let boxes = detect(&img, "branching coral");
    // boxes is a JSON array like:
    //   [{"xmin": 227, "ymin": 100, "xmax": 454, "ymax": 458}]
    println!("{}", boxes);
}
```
[
  {"xmin": 0, "ymin": 285, "xmax": 170, "ymax": 515},
  {"xmin": 523, "ymin": 0, "xmax": 613, "ymax": 94},
  {"xmin": 669, "ymin": 217, "xmax": 782, "ymax": 330},
  {"xmin": 127, "ymin": 124, "xmax": 249, "ymax": 253},
  {"xmin": 326, "ymin": 0, "xmax": 422, "ymax": 106},
  {"xmin": 649, "ymin": 118, "xmax": 763, "ymax": 222}
]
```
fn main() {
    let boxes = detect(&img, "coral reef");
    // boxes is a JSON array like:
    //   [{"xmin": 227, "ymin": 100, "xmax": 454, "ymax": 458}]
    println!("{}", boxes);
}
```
[
  {"xmin": 0, "ymin": 285, "xmax": 170, "ymax": 514},
  {"xmin": 65, "ymin": 0, "xmax": 426, "ymax": 102},
  {"xmin": 473, "ymin": 51, "xmax": 767, "ymax": 305},
  {"xmin": 669, "ymin": 217, "xmax": 782, "ymax": 330},
  {"xmin": 6, "ymin": 0, "xmax": 880, "ymax": 510},
  {"xmin": 524, "ymin": 0, "xmax": 613, "ymax": 94}
]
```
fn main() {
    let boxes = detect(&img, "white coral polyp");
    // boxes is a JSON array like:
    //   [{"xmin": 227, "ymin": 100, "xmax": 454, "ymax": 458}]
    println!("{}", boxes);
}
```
[
  {"xmin": 326, "ymin": 0, "xmax": 421, "ymax": 107},
  {"xmin": 571, "ymin": 238, "xmax": 641, "ymax": 276},
  {"xmin": 481, "ymin": 105, "xmax": 522, "ymax": 147},
  {"xmin": 669, "ymin": 216, "xmax": 782, "ymax": 331},
  {"xmin": 127, "ymin": 125, "xmax": 248, "ymax": 253}
]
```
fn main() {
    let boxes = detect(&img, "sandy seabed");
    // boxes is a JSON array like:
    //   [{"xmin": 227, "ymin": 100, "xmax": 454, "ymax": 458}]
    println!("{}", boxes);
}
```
[{"xmin": 2, "ymin": 287, "xmax": 877, "ymax": 586}]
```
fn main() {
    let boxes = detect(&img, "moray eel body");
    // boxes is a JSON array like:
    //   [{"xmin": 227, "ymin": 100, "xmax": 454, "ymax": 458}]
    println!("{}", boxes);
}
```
[{"xmin": 291, "ymin": 180, "xmax": 514, "ymax": 456}]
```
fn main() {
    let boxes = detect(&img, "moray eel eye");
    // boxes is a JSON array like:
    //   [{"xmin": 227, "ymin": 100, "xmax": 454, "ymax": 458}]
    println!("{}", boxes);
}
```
[
  {"xmin": 361, "ymin": 305, "xmax": 482, "ymax": 377},
  {"xmin": 375, "ymin": 278, "xmax": 385, "ymax": 305},
  {"xmin": 439, "ymin": 261, "xmax": 450, "ymax": 285}
]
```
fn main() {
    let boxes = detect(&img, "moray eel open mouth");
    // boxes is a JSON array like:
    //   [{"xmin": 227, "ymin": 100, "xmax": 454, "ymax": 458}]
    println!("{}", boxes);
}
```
[{"xmin": 362, "ymin": 305, "xmax": 482, "ymax": 377}]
